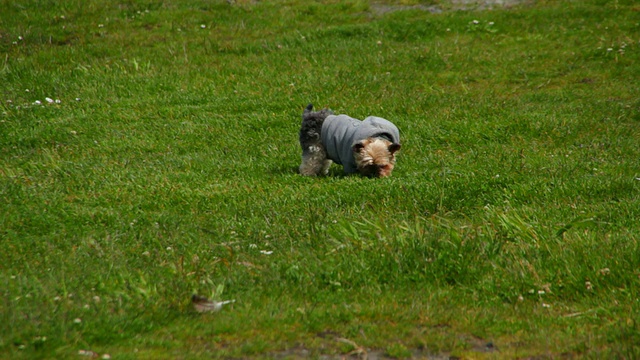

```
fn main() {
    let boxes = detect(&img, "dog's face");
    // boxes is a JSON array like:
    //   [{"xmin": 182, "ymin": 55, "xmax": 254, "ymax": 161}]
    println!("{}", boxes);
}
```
[{"xmin": 352, "ymin": 138, "xmax": 401, "ymax": 177}]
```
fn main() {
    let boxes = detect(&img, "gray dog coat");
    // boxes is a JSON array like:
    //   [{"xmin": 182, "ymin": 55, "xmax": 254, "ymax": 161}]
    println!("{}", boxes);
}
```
[{"xmin": 321, "ymin": 114, "xmax": 400, "ymax": 174}]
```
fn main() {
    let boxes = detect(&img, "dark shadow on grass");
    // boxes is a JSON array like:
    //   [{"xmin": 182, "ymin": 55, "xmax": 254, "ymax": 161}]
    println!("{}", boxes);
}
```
[
  {"xmin": 270, "ymin": 164, "xmax": 300, "ymax": 175},
  {"xmin": 269, "ymin": 164, "xmax": 349, "ymax": 178}
]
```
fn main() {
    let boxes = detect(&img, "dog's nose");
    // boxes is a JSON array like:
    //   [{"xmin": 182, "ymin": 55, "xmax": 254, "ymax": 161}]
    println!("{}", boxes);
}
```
[{"xmin": 376, "ymin": 164, "xmax": 391, "ymax": 177}]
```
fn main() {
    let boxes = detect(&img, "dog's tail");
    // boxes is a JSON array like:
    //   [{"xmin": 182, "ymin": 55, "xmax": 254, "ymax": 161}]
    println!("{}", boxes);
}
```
[
  {"xmin": 302, "ymin": 103, "xmax": 333, "ymax": 123},
  {"xmin": 303, "ymin": 103, "xmax": 314, "ymax": 115}
]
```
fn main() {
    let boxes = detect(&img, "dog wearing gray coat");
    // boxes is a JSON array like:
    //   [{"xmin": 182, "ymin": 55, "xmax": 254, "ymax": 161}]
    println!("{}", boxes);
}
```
[{"xmin": 298, "ymin": 104, "xmax": 401, "ymax": 177}]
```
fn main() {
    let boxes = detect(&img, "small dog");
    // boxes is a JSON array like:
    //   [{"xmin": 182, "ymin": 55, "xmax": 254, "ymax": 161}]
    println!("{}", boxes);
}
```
[{"xmin": 299, "ymin": 104, "xmax": 401, "ymax": 177}]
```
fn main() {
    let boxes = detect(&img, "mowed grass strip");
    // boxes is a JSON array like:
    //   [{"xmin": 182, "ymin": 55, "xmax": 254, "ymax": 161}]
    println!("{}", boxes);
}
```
[{"xmin": 1, "ymin": 0, "xmax": 639, "ymax": 358}]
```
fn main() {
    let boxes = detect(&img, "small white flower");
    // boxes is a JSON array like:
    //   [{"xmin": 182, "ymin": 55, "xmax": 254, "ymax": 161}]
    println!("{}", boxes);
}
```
[
  {"xmin": 33, "ymin": 100, "xmax": 42, "ymax": 105},
  {"xmin": 488, "ymin": 22, "xmax": 495, "ymax": 25},
  {"xmin": 93, "ymin": 296, "xmax": 101, "ymax": 303},
  {"xmin": 142, "ymin": 251, "xmax": 150, "ymax": 256},
  {"xmin": 102, "ymin": 354, "xmax": 111, "ymax": 360},
  {"xmin": 83, "ymin": 304, "xmax": 90, "ymax": 310},
  {"xmin": 607, "ymin": 48, "xmax": 613, "ymax": 52},
  {"xmin": 260, "ymin": 250, "xmax": 273, "ymax": 255},
  {"xmin": 166, "ymin": 246, "xmax": 173, "ymax": 251},
  {"xmin": 55, "ymin": 99, "xmax": 61, "ymax": 104},
  {"xmin": 472, "ymin": 20, "xmax": 480, "ymax": 24},
  {"xmin": 70, "ymin": 130, "xmax": 77, "ymax": 135},
  {"xmin": 542, "ymin": 303, "xmax": 551, "ymax": 308},
  {"xmin": 18, "ymin": 36, "xmax": 23, "ymax": 40},
  {"xmin": 249, "ymin": 244, "xmax": 258, "ymax": 249},
  {"xmin": 45, "ymin": 97, "xmax": 54, "ymax": 103},
  {"xmin": 200, "ymin": 24, "xmax": 206, "ymax": 29},
  {"xmin": 538, "ymin": 290, "xmax": 545, "ymax": 295},
  {"xmin": 73, "ymin": 318, "xmax": 82, "ymax": 324},
  {"xmin": 54, "ymin": 296, "xmax": 61, "ymax": 301},
  {"xmin": 75, "ymin": 97, "xmax": 81, "ymax": 101},
  {"xmin": 98, "ymin": 24, "xmax": 104, "ymax": 28}
]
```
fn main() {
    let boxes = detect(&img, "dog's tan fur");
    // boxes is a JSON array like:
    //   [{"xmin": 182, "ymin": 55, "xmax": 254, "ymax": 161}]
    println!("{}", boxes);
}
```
[{"xmin": 353, "ymin": 138, "xmax": 400, "ymax": 178}]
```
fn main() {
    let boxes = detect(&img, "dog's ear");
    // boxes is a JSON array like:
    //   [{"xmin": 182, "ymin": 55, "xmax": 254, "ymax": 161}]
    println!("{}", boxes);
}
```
[
  {"xmin": 388, "ymin": 143, "xmax": 401, "ymax": 154},
  {"xmin": 352, "ymin": 141, "xmax": 366, "ymax": 153}
]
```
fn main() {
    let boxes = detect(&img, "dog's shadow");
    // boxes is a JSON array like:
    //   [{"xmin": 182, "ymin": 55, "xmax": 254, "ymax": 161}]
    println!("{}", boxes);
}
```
[
  {"xmin": 269, "ymin": 164, "xmax": 348, "ymax": 178},
  {"xmin": 270, "ymin": 164, "xmax": 300, "ymax": 175}
]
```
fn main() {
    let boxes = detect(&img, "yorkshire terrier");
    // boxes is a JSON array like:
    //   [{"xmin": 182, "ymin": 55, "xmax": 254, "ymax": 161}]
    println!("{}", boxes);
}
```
[{"xmin": 299, "ymin": 104, "xmax": 401, "ymax": 177}]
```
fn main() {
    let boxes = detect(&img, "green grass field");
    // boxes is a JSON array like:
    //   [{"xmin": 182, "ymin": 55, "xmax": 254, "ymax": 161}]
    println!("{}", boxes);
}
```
[{"xmin": 1, "ymin": 0, "xmax": 639, "ymax": 358}]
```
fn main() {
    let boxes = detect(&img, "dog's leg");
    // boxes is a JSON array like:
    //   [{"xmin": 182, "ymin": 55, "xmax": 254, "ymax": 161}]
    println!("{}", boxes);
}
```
[
  {"xmin": 321, "ymin": 159, "xmax": 332, "ymax": 175},
  {"xmin": 299, "ymin": 103, "xmax": 335, "ymax": 176},
  {"xmin": 300, "ymin": 144, "xmax": 329, "ymax": 176}
]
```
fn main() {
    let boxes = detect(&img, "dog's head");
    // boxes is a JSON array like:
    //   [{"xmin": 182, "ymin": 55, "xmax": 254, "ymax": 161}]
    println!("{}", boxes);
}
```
[{"xmin": 352, "ymin": 138, "xmax": 401, "ymax": 177}]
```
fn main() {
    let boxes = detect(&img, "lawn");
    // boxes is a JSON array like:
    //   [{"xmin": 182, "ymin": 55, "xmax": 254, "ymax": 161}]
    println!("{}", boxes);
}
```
[{"xmin": 1, "ymin": 0, "xmax": 639, "ymax": 358}]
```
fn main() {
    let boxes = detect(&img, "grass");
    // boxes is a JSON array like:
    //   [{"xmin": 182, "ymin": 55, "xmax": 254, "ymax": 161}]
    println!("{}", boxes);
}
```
[{"xmin": 1, "ymin": 0, "xmax": 639, "ymax": 358}]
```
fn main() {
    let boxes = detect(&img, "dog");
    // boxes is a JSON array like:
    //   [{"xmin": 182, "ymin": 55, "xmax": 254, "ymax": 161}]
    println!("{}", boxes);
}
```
[{"xmin": 299, "ymin": 104, "xmax": 401, "ymax": 177}]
